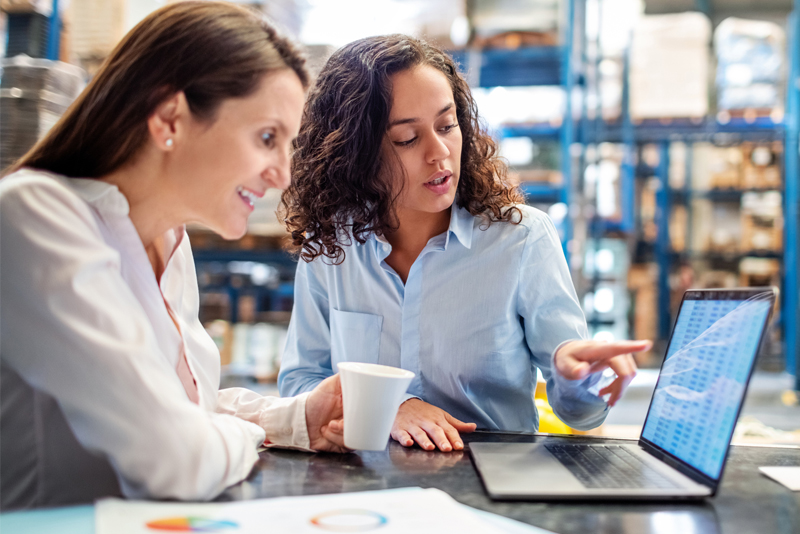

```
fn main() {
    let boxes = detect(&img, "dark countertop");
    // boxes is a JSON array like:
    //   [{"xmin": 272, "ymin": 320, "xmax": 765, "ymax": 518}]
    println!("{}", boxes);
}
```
[{"xmin": 221, "ymin": 431, "xmax": 800, "ymax": 534}]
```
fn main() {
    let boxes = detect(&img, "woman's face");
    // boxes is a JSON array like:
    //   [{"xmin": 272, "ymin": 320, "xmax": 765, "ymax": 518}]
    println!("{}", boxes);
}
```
[
  {"xmin": 384, "ymin": 65, "xmax": 462, "ymax": 218},
  {"xmin": 175, "ymin": 69, "xmax": 305, "ymax": 239}
]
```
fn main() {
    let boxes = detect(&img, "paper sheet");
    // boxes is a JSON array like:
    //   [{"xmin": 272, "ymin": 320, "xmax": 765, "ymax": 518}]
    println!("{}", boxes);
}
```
[
  {"xmin": 759, "ymin": 466, "xmax": 800, "ymax": 490},
  {"xmin": 95, "ymin": 487, "xmax": 555, "ymax": 534}
]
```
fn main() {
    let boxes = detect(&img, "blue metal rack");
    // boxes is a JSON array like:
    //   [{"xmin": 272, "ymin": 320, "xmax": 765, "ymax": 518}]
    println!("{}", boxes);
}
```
[
  {"xmin": 46, "ymin": 0, "xmax": 60, "ymax": 60},
  {"xmin": 785, "ymin": 0, "xmax": 800, "ymax": 387}
]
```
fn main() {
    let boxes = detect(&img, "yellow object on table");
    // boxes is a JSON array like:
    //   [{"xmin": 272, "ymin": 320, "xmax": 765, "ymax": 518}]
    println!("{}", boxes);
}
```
[{"xmin": 534, "ymin": 377, "xmax": 573, "ymax": 435}]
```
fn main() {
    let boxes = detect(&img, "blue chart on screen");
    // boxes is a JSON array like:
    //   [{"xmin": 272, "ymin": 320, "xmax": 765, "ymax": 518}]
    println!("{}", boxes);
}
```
[{"xmin": 641, "ymin": 298, "xmax": 770, "ymax": 479}]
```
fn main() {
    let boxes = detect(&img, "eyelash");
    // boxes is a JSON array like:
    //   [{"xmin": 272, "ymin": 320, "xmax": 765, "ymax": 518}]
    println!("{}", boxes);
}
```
[{"xmin": 395, "ymin": 123, "xmax": 458, "ymax": 148}]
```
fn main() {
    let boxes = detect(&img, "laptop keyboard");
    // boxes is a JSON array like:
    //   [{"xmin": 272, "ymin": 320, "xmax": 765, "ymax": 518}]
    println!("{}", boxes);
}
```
[{"xmin": 544, "ymin": 444, "xmax": 682, "ymax": 489}]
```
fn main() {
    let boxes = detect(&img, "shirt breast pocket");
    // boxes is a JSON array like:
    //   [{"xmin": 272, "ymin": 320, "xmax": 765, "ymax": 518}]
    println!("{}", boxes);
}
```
[{"xmin": 330, "ymin": 309, "xmax": 383, "ymax": 369}]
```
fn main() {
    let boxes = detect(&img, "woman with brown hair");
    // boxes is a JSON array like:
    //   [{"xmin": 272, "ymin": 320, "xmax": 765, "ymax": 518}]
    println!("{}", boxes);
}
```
[
  {"xmin": 278, "ymin": 34, "xmax": 650, "ymax": 452},
  {"xmin": 0, "ymin": 2, "xmax": 346, "ymax": 510}
]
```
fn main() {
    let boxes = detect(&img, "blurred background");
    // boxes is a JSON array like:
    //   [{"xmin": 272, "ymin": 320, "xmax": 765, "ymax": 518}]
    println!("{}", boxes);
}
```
[{"xmin": 2, "ymin": 0, "xmax": 800, "ymax": 442}]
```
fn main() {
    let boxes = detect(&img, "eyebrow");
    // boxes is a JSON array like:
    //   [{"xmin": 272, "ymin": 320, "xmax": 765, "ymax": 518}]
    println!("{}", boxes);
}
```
[{"xmin": 388, "ymin": 103, "xmax": 454, "ymax": 128}]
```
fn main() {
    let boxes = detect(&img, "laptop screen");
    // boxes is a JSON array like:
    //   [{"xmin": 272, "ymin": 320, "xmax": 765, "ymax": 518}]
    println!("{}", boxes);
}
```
[{"xmin": 640, "ymin": 291, "xmax": 773, "ymax": 480}]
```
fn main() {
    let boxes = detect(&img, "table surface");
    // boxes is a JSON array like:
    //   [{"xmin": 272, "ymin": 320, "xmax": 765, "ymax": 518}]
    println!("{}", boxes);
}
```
[
  {"xmin": 3, "ymin": 431, "xmax": 800, "ymax": 534},
  {"xmin": 222, "ymin": 431, "xmax": 800, "ymax": 534}
]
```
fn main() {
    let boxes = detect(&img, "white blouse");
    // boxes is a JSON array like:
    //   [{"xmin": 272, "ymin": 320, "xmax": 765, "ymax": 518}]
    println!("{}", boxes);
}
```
[{"xmin": 0, "ymin": 170, "xmax": 310, "ymax": 508}]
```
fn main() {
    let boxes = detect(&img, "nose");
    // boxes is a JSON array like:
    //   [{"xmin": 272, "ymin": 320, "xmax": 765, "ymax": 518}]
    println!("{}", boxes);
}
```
[
  {"xmin": 263, "ymin": 146, "xmax": 292, "ymax": 190},
  {"xmin": 425, "ymin": 130, "xmax": 450, "ymax": 165}
]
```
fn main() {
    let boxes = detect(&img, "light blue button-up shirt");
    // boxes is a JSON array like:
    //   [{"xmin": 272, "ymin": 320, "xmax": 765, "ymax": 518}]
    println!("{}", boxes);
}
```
[{"xmin": 278, "ymin": 204, "xmax": 609, "ymax": 431}]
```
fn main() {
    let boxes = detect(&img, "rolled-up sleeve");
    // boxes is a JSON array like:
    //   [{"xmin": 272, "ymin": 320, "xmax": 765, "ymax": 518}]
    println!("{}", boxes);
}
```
[
  {"xmin": 0, "ymin": 181, "xmax": 265, "ymax": 500},
  {"xmin": 517, "ymin": 213, "xmax": 608, "ymax": 431},
  {"xmin": 216, "ymin": 388, "xmax": 311, "ymax": 450}
]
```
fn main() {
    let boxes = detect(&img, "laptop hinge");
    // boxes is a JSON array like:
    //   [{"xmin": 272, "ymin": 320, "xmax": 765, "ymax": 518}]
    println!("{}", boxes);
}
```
[{"xmin": 638, "ymin": 439, "xmax": 719, "ymax": 492}]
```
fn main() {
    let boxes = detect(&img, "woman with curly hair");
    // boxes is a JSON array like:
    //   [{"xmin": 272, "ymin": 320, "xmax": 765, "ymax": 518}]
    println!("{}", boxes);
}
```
[{"xmin": 278, "ymin": 35, "xmax": 651, "ymax": 452}]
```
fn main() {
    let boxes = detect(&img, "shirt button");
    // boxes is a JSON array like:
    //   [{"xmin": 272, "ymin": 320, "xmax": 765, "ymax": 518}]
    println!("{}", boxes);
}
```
[{"xmin": 284, "ymin": 427, "xmax": 292, "ymax": 435}]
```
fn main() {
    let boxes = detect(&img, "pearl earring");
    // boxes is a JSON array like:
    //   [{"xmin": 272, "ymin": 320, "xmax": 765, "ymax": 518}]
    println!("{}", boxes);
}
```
[{"xmin": 166, "ymin": 139, "xmax": 173, "ymax": 147}]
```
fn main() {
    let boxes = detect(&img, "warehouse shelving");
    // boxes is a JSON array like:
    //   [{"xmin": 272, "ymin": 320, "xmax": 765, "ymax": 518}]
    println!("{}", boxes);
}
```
[{"xmin": 587, "ymin": 0, "xmax": 800, "ymax": 384}]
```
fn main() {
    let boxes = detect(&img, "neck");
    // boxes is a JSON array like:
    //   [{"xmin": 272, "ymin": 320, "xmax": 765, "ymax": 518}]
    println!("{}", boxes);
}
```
[
  {"xmin": 385, "ymin": 206, "xmax": 452, "ymax": 253},
  {"xmin": 100, "ymin": 148, "xmax": 185, "ymax": 250}
]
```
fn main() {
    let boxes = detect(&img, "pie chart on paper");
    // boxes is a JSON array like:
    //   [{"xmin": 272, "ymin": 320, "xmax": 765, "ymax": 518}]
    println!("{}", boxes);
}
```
[{"xmin": 145, "ymin": 516, "xmax": 239, "ymax": 532}]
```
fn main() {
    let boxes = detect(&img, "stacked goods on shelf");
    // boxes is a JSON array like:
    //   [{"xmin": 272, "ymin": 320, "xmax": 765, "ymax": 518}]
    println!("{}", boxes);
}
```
[
  {"xmin": 498, "ymin": 135, "xmax": 562, "ymax": 185},
  {"xmin": 468, "ymin": 0, "xmax": 558, "ymax": 49},
  {"xmin": 0, "ymin": 55, "xmax": 84, "ymax": 169},
  {"xmin": 205, "ymin": 319, "xmax": 289, "ymax": 382},
  {"xmin": 741, "ymin": 142, "xmax": 782, "ymax": 189},
  {"xmin": 583, "ymin": 143, "xmax": 624, "ymax": 222},
  {"xmin": 741, "ymin": 191, "xmax": 783, "ymax": 253},
  {"xmin": 714, "ymin": 18, "xmax": 785, "ymax": 118},
  {"xmin": 672, "ymin": 143, "xmax": 784, "ymax": 255},
  {"xmin": 0, "ymin": 0, "xmax": 50, "ymax": 12},
  {"xmin": 627, "ymin": 263, "xmax": 657, "ymax": 365},
  {"xmin": 629, "ymin": 12, "xmax": 711, "ymax": 119},
  {"xmin": 689, "ymin": 143, "xmax": 743, "ymax": 190}
]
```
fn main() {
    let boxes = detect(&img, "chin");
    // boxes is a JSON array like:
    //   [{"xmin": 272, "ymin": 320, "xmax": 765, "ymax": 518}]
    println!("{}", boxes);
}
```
[{"xmin": 216, "ymin": 221, "xmax": 249, "ymax": 241}]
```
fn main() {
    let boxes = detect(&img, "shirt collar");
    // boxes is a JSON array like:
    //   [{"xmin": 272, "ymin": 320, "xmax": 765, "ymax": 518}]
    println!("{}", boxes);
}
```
[
  {"xmin": 63, "ymin": 176, "xmax": 131, "ymax": 216},
  {"xmin": 371, "ymin": 204, "xmax": 473, "ymax": 256},
  {"xmin": 41, "ymin": 171, "xmax": 185, "ymax": 267},
  {"xmin": 446, "ymin": 204, "xmax": 474, "ymax": 250}
]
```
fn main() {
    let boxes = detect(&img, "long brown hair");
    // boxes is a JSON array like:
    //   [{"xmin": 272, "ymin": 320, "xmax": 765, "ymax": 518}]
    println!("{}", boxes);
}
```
[
  {"xmin": 281, "ymin": 34, "xmax": 523, "ymax": 264},
  {"xmin": 7, "ymin": 1, "xmax": 308, "ymax": 178}
]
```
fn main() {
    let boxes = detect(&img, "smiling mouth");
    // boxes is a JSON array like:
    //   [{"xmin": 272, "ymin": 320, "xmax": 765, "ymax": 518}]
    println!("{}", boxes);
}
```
[{"xmin": 236, "ymin": 186, "xmax": 258, "ymax": 207}]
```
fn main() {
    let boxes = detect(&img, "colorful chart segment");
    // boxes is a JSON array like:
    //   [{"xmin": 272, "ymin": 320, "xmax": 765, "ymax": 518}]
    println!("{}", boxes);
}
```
[
  {"xmin": 145, "ymin": 516, "xmax": 239, "ymax": 532},
  {"xmin": 310, "ymin": 509, "xmax": 388, "ymax": 532}
]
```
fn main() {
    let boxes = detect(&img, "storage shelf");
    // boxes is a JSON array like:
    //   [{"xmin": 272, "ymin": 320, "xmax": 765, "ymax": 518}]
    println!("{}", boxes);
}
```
[
  {"xmin": 584, "ymin": 116, "xmax": 785, "ymax": 143},
  {"xmin": 451, "ymin": 46, "xmax": 563, "ymax": 88},
  {"xmin": 193, "ymin": 249, "xmax": 297, "ymax": 269},
  {"xmin": 500, "ymin": 123, "xmax": 562, "ymax": 139},
  {"xmin": 670, "ymin": 188, "xmax": 783, "ymax": 202},
  {"xmin": 669, "ymin": 250, "xmax": 784, "ymax": 261},
  {"xmin": 518, "ymin": 182, "xmax": 565, "ymax": 201}
]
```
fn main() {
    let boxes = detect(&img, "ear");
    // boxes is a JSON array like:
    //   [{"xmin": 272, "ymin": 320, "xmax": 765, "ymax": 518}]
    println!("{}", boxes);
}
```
[{"xmin": 147, "ymin": 91, "xmax": 189, "ymax": 151}]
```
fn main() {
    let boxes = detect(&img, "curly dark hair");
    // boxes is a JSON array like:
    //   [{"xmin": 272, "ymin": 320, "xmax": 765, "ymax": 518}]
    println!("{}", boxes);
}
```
[{"xmin": 281, "ymin": 34, "xmax": 523, "ymax": 263}]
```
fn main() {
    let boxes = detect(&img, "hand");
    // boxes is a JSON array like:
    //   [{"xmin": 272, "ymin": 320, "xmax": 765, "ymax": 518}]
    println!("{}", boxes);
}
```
[
  {"xmin": 554, "ymin": 339, "xmax": 652, "ymax": 407},
  {"xmin": 391, "ymin": 398, "xmax": 477, "ymax": 452},
  {"xmin": 305, "ymin": 374, "xmax": 349, "ymax": 453}
]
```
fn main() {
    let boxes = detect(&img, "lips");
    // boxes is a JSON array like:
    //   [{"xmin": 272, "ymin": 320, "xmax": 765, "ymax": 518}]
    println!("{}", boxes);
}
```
[{"xmin": 423, "ymin": 170, "xmax": 453, "ymax": 195}]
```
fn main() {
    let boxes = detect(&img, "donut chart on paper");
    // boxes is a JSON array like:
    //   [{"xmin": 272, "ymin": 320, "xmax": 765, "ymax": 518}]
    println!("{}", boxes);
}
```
[
  {"xmin": 145, "ymin": 516, "xmax": 239, "ymax": 532},
  {"xmin": 309, "ymin": 509, "xmax": 388, "ymax": 531}
]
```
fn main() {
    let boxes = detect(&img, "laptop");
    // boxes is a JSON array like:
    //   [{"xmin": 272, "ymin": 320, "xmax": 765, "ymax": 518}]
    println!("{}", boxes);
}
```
[{"xmin": 470, "ymin": 287, "xmax": 777, "ymax": 501}]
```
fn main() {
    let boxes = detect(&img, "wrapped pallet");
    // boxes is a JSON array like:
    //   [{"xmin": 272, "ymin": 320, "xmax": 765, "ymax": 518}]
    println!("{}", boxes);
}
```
[
  {"xmin": 630, "ymin": 13, "xmax": 711, "ymax": 119},
  {"xmin": 0, "ymin": 55, "xmax": 85, "ymax": 170},
  {"xmin": 715, "ymin": 18, "xmax": 785, "ymax": 114}
]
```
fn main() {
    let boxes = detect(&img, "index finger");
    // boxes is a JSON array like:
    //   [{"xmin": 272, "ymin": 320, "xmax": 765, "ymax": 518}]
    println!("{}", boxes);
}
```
[{"xmin": 572, "ymin": 340, "xmax": 652, "ymax": 362}]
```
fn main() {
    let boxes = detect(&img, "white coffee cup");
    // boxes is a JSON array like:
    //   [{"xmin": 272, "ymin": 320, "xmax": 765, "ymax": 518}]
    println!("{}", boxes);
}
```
[{"xmin": 336, "ymin": 362, "xmax": 415, "ymax": 451}]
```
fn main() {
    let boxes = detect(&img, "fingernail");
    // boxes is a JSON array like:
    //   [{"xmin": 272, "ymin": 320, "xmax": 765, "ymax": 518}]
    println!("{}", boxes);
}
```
[
  {"xmin": 442, "ymin": 443, "xmax": 451, "ymax": 451},
  {"xmin": 455, "ymin": 441, "xmax": 463, "ymax": 449}
]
